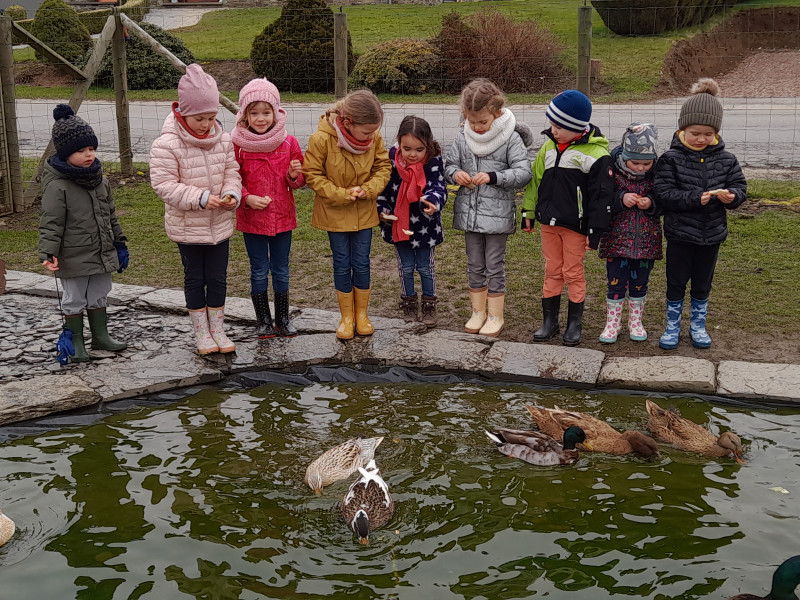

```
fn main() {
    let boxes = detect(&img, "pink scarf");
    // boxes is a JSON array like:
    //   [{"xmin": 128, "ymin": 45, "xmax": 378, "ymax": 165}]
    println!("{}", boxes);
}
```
[
  {"xmin": 231, "ymin": 106, "xmax": 288, "ymax": 153},
  {"xmin": 393, "ymin": 150, "xmax": 427, "ymax": 243},
  {"xmin": 333, "ymin": 115, "xmax": 373, "ymax": 155}
]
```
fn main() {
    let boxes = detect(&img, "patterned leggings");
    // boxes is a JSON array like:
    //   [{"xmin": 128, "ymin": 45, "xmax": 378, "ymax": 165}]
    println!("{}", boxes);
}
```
[{"xmin": 606, "ymin": 257, "xmax": 654, "ymax": 300}]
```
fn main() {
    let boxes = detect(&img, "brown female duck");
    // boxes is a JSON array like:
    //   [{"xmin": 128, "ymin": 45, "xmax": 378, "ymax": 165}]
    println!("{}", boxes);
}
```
[
  {"xmin": 304, "ymin": 436, "xmax": 384, "ymax": 495},
  {"xmin": 0, "ymin": 509, "xmax": 15, "ymax": 547},
  {"xmin": 645, "ymin": 399, "xmax": 745, "ymax": 463},
  {"xmin": 485, "ymin": 425, "xmax": 592, "ymax": 466},
  {"xmin": 526, "ymin": 404, "xmax": 659, "ymax": 457},
  {"xmin": 729, "ymin": 555, "xmax": 800, "ymax": 599},
  {"xmin": 339, "ymin": 459, "xmax": 394, "ymax": 545}
]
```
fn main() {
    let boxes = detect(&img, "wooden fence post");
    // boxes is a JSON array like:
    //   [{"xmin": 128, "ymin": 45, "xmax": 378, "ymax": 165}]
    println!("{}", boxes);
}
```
[
  {"xmin": 112, "ymin": 9, "xmax": 132, "ymax": 175},
  {"xmin": 333, "ymin": 11, "xmax": 347, "ymax": 99},
  {"xmin": 0, "ymin": 17, "xmax": 25, "ymax": 214},
  {"xmin": 577, "ymin": 3, "xmax": 592, "ymax": 96}
]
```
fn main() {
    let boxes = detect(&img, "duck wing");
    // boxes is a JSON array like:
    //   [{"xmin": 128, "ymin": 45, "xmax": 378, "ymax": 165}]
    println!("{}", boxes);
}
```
[
  {"xmin": 646, "ymin": 400, "xmax": 717, "ymax": 451},
  {"xmin": 487, "ymin": 428, "xmax": 579, "ymax": 466},
  {"xmin": 525, "ymin": 405, "xmax": 564, "ymax": 439},
  {"xmin": 306, "ymin": 438, "xmax": 363, "ymax": 489}
]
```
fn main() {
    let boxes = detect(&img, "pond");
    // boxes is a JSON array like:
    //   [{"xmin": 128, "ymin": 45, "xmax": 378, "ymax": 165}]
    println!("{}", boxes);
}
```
[{"xmin": 0, "ymin": 369, "xmax": 798, "ymax": 599}]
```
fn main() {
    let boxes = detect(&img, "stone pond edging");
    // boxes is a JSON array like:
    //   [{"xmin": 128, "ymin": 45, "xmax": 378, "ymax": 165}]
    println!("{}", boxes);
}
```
[{"xmin": 1, "ymin": 269, "xmax": 798, "ymax": 427}]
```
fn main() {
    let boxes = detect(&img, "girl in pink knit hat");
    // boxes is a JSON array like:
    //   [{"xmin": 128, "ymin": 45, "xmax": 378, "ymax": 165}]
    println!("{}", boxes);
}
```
[
  {"xmin": 232, "ymin": 78, "xmax": 304, "ymax": 339},
  {"xmin": 150, "ymin": 63, "xmax": 241, "ymax": 356}
]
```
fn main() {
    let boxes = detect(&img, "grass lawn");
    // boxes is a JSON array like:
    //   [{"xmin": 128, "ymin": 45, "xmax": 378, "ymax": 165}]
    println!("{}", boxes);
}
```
[{"xmin": 3, "ymin": 171, "xmax": 800, "ymax": 363}]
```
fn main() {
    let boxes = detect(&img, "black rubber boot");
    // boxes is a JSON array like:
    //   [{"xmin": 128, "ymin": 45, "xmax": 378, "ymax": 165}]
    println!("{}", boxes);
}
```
[
  {"xmin": 533, "ymin": 295, "xmax": 561, "ymax": 342},
  {"xmin": 64, "ymin": 313, "xmax": 90, "ymax": 363},
  {"xmin": 251, "ymin": 291, "xmax": 277, "ymax": 339},
  {"xmin": 87, "ymin": 308, "xmax": 127, "ymax": 351},
  {"xmin": 274, "ymin": 291, "xmax": 297, "ymax": 337},
  {"xmin": 562, "ymin": 300, "xmax": 585, "ymax": 347}
]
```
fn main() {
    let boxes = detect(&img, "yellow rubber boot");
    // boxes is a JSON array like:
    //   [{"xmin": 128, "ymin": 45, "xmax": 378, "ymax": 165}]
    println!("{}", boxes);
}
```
[
  {"xmin": 336, "ymin": 290, "xmax": 355, "ymax": 340},
  {"xmin": 353, "ymin": 287, "xmax": 374, "ymax": 336}
]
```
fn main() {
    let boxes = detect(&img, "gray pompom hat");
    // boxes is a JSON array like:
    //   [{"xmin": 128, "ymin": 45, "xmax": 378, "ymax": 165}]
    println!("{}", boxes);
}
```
[{"xmin": 679, "ymin": 78, "xmax": 723, "ymax": 132}]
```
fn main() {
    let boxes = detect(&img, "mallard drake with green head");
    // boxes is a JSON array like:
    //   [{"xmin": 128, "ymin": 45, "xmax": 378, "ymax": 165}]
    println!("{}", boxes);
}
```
[
  {"xmin": 339, "ymin": 459, "xmax": 394, "ymax": 545},
  {"xmin": 526, "ymin": 404, "xmax": 659, "ymax": 457},
  {"xmin": 645, "ymin": 399, "xmax": 745, "ymax": 463},
  {"xmin": 485, "ymin": 425, "xmax": 592, "ymax": 466},
  {"xmin": 729, "ymin": 555, "xmax": 800, "ymax": 599},
  {"xmin": 304, "ymin": 436, "xmax": 384, "ymax": 495},
  {"xmin": 0, "ymin": 509, "xmax": 15, "ymax": 547}
]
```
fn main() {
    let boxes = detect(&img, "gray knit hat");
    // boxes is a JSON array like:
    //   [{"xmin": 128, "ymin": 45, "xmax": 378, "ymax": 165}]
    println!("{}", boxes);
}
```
[
  {"xmin": 621, "ymin": 122, "xmax": 658, "ymax": 161},
  {"xmin": 679, "ymin": 78, "xmax": 723, "ymax": 132},
  {"xmin": 52, "ymin": 104, "xmax": 98, "ymax": 160}
]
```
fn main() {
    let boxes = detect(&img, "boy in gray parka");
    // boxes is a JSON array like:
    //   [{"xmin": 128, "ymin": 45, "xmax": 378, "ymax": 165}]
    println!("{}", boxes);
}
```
[{"xmin": 445, "ymin": 78, "xmax": 533, "ymax": 338}]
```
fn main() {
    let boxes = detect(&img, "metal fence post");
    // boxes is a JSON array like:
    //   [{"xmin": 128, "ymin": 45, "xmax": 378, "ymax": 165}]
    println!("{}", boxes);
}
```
[
  {"xmin": 0, "ymin": 16, "xmax": 25, "ymax": 214},
  {"xmin": 112, "ymin": 8, "xmax": 132, "ymax": 175},
  {"xmin": 577, "ymin": 3, "xmax": 592, "ymax": 96},
  {"xmin": 334, "ymin": 11, "xmax": 348, "ymax": 99}
]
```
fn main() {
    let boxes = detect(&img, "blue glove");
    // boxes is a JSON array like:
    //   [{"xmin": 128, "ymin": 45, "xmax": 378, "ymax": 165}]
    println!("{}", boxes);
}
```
[
  {"xmin": 55, "ymin": 327, "xmax": 75, "ymax": 366},
  {"xmin": 114, "ymin": 242, "xmax": 129, "ymax": 273}
]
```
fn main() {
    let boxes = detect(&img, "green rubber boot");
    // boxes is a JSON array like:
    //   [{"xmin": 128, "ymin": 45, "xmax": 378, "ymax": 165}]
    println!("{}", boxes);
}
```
[
  {"xmin": 87, "ymin": 308, "xmax": 127, "ymax": 352},
  {"xmin": 64, "ymin": 313, "xmax": 90, "ymax": 363}
]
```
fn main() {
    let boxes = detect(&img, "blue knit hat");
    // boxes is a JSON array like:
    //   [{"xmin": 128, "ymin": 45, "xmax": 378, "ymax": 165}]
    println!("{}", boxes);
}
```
[
  {"xmin": 546, "ymin": 90, "xmax": 592, "ymax": 133},
  {"xmin": 52, "ymin": 104, "xmax": 98, "ymax": 160}
]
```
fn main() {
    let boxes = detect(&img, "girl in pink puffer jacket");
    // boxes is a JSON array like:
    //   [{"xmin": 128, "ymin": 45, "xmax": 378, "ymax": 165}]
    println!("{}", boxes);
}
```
[
  {"xmin": 232, "ymin": 78, "xmax": 304, "ymax": 340},
  {"xmin": 150, "ymin": 64, "xmax": 241, "ymax": 356}
]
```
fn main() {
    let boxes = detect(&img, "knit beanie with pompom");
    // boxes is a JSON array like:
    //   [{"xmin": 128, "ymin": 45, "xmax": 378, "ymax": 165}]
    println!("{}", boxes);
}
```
[
  {"xmin": 679, "ymin": 78, "xmax": 723, "ymax": 132},
  {"xmin": 51, "ymin": 104, "xmax": 98, "ymax": 160}
]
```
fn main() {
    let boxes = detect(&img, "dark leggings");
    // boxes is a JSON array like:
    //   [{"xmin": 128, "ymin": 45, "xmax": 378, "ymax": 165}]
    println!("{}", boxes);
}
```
[
  {"xmin": 665, "ymin": 240, "xmax": 719, "ymax": 302},
  {"xmin": 177, "ymin": 240, "xmax": 229, "ymax": 310},
  {"xmin": 606, "ymin": 257, "xmax": 655, "ymax": 300}
]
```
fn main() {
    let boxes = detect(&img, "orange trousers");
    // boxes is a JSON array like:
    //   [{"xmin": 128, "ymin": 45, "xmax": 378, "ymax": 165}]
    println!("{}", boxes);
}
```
[{"xmin": 540, "ymin": 224, "xmax": 587, "ymax": 302}]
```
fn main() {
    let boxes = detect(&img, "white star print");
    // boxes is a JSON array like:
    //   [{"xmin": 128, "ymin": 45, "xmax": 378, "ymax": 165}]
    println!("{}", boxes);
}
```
[
  {"xmin": 392, "ymin": 183, "xmax": 399, "ymax": 191},
  {"xmin": 428, "ymin": 238, "xmax": 437, "ymax": 247},
  {"xmin": 420, "ymin": 226, "xmax": 429, "ymax": 236},
  {"xmin": 435, "ymin": 225, "xmax": 442, "ymax": 234},
  {"xmin": 412, "ymin": 239, "xmax": 420, "ymax": 248},
  {"xmin": 410, "ymin": 215, "xmax": 419, "ymax": 224}
]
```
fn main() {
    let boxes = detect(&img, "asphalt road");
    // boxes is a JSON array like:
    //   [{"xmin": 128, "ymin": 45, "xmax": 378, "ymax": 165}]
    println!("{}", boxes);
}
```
[{"xmin": 15, "ymin": 98, "xmax": 800, "ymax": 170}]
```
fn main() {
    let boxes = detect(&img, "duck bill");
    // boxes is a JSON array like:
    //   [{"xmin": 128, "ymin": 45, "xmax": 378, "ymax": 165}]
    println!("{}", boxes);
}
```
[
  {"xmin": 734, "ymin": 452, "xmax": 746, "ymax": 464},
  {"xmin": 579, "ymin": 441, "xmax": 594, "ymax": 451},
  {"xmin": 314, "ymin": 489, "xmax": 322, "ymax": 496},
  {"xmin": 358, "ymin": 536, "xmax": 369, "ymax": 545}
]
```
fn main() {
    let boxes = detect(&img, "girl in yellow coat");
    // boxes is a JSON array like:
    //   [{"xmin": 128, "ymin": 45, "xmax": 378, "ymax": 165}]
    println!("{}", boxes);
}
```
[{"xmin": 304, "ymin": 90, "xmax": 391, "ymax": 340}]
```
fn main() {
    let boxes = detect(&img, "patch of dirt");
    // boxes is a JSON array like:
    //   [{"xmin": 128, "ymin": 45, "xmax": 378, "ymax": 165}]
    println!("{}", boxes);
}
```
[
  {"xmin": 200, "ymin": 60, "xmax": 257, "ymax": 92},
  {"xmin": 717, "ymin": 51, "xmax": 800, "ymax": 97},
  {"xmin": 15, "ymin": 62, "xmax": 77, "ymax": 87}
]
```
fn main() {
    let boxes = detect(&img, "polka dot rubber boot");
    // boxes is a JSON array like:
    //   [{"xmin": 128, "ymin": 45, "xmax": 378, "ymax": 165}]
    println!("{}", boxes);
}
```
[
  {"xmin": 599, "ymin": 298, "xmax": 624, "ymax": 344},
  {"xmin": 628, "ymin": 296, "xmax": 647, "ymax": 342}
]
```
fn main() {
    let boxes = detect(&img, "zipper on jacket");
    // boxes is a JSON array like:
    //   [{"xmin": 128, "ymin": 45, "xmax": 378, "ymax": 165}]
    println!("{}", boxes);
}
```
[
  {"xmin": 202, "ymin": 151, "xmax": 218, "ymax": 244},
  {"xmin": 577, "ymin": 186, "xmax": 583, "ymax": 219}
]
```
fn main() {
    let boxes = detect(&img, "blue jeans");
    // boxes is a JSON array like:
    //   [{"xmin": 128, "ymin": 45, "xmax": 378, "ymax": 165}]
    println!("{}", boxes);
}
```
[
  {"xmin": 394, "ymin": 242, "xmax": 435, "ymax": 297},
  {"xmin": 243, "ymin": 231, "xmax": 292, "ymax": 294},
  {"xmin": 328, "ymin": 228, "xmax": 372, "ymax": 292}
]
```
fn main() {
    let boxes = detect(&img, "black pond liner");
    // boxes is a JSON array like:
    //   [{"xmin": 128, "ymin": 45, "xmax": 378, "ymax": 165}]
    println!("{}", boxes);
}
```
[{"xmin": 0, "ymin": 364, "xmax": 789, "ymax": 443}]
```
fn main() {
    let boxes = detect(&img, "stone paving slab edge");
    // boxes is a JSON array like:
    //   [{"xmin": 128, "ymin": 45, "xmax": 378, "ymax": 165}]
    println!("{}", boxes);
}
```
[
  {"xmin": 599, "ymin": 356, "xmax": 716, "ymax": 394},
  {"xmin": 717, "ymin": 360, "xmax": 800, "ymax": 401},
  {"xmin": 0, "ymin": 374, "xmax": 102, "ymax": 425}
]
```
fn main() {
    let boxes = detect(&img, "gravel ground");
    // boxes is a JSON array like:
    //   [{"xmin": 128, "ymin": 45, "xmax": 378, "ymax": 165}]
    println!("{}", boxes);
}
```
[{"xmin": 717, "ymin": 50, "xmax": 800, "ymax": 97}]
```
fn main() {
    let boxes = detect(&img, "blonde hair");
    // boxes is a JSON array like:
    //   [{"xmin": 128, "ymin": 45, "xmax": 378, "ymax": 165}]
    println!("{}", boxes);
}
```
[
  {"xmin": 326, "ymin": 90, "xmax": 383, "ymax": 126},
  {"xmin": 460, "ymin": 78, "xmax": 505, "ymax": 116},
  {"xmin": 237, "ymin": 101, "xmax": 273, "ymax": 130}
]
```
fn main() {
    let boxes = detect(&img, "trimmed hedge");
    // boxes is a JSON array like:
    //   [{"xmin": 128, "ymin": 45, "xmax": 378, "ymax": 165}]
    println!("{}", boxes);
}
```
[
  {"xmin": 349, "ymin": 38, "xmax": 442, "ymax": 95},
  {"xmin": 30, "ymin": 0, "xmax": 93, "ymax": 64},
  {"xmin": 77, "ymin": 0, "xmax": 151, "ymax": 36},
  {"xmin": 250, "ymin": 0, "xmax": 354, "ymax": 94},
  {"xmin": 591, "ymin": 0, "xmax": 729, "ymax": 35},
  {"xmin": 87, "ymin": 21, "xmax": 194, "ymax": 90},
  {"xmin": 5, "ymin": 5, "xmax": 27, "ymax": 20}
]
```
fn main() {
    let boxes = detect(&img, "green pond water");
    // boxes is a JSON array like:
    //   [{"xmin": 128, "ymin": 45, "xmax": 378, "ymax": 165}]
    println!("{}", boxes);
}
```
[{"xmin": 0, "ymin": 375, "xmax": 799, "ymax": 599}]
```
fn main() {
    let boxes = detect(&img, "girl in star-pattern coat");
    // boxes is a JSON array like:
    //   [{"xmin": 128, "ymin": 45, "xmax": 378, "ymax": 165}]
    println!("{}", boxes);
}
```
[{"xmin": 377, "ymin": 116, "xmax": 446, "ymax": 327}]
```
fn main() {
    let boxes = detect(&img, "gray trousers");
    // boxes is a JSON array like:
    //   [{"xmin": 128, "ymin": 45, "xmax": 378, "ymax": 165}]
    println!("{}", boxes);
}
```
[
  {"xmin": 60, "ymin": 273, "xmax": 112, "ymax": 315},
  {"xmin": 464, "ymin": 231, "xmax": 508, "ymax": 294}
]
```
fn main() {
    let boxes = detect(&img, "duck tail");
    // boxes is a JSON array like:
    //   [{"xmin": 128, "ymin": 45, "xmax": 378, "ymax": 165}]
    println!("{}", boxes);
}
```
[{"xmin": 485, "ymin": 430, "xmax": 504, "ymax": 445}]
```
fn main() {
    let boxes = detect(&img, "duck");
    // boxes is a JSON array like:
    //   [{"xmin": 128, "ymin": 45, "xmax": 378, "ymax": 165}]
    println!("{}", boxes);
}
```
[
  {"xmin": 645, "ymin": 399, "xmax": 745, "ymax": 463},
  {"xmin": 485, "ymin": 425, "xmax": 592, "ymax": 466},
  {"xmin": 526, "ymin": 404, "xmax": 659, "ymax": 457},
  {"xmin": 305, "ymin": 436, "xmax": 384, "ymax": 495},
  {"xmin": 0, "ymin": 509, "xmax": 15, "ymax": 547},
  {"xmin": 728, "ymin": 554, "xmax": 800, "ymax": 599},
  {"xmin": 339, "ymin": 459, "xmax": 394, "ymax": 545}
]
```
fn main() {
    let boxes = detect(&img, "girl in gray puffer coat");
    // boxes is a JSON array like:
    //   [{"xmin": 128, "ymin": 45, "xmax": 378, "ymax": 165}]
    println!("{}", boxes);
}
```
[{"xmin": 445, "ymin": 79, "xmax": 533, "ymax": 338}]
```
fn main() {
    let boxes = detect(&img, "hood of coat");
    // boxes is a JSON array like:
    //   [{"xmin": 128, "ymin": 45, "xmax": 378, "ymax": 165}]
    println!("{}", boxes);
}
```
[
  {"xmin": 316, "ymin": 114, "xmax": 337, "ymax": 139},
  {"xmin": 668, "ymin": 130, "xmax": 726, "ymax": 154},
  {"xmin": 542, "ymin": 124, "xmax": 609, "ymax": 152},
  {"xmin": 161, "ymin": 111, "xmax": 225, "ymax": 149},
  {"xmin": 514, "ymin": 122, "xmax": 536, "ymax": 149}
]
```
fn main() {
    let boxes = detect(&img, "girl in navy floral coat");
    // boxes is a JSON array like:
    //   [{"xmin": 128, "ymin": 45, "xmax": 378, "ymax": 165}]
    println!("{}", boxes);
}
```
[
  {"xmin": 377, "ymin": 116, "xmax": 446, "ymax": 327},
  {"xmin": 597, "ymin": 122, "xmax": 662, "ymax": 343}
]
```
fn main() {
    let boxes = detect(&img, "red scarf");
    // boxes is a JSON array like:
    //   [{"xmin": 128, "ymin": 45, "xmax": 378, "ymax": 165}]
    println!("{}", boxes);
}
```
[
  {"xmin": 335, "ymin": 115, "xmax": 373, "ymax": 154},
  {"xmin": 172, "ymin": 102, "xmax": 210, "ymax": 140},
  {"xmin": 393, "ymin": 150, "xmax": 427, "ymax": 243}
]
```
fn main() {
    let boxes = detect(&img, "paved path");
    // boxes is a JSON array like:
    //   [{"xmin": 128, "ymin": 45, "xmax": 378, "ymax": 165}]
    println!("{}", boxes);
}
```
[
  {"xmin": 14, "ymin": 98, "xmax": 800, "ymax": 170},
  {"xmin": 143, "ymin": 6, "xmax": 225, "ymax": 30}
]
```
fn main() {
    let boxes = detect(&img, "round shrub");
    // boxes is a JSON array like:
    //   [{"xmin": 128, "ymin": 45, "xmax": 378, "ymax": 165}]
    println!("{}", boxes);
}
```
[
  {"xmin": 89, "ymin": 22, "xmax": 195, "ymax": 90},
  {"xmin": 5, "ymin": 5, "xmax": 27, "ymax": 20},
  {"xmin": 250, "ymin": 0, "xmax": 354, "ymax": 94},
  {"xmin": 349, "ymin": 39, "xmax": 442, "ymax": 95},
  {"xmin": 31, "ymin": 0, "xmax": 92, "ymax": 65}
]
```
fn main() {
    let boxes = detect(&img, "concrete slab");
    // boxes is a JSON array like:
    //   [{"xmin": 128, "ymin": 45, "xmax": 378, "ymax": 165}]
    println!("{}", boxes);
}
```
[
  {"xmin": 717, "ymin": 360, "xmax": 800, "ymax": 401},
  {"xmin": 4, "ymin": 270, "xmax": 54, "ymax": 297},
  {"xmin": 0, "ymin": 374, "xmax": 101, "ymax": 425},
  {"xmin": 229, "ymin": 333, "xmax": 344, "ymax": 372},
  {"xmin": 599, "ymin": 356, "xmax": 716, "ymax": 394},
  {"xmin": 485, "ymin": 341, "xmax": 605, "ymax": 387},
  {"xmin": 135, "ymin": 288, "xmax": 187, "ymax": 313},
  {"xmin": 78, "ymin": 348, "xmax": 224, "ymax": 402},
  {"xmin": 108, "ymin": 282, "xmax": 156, "ymax": 305}
]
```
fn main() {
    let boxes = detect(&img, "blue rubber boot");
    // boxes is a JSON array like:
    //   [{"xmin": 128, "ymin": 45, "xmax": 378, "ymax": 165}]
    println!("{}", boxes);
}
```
[
  {"xmin": 689, "ymin": 297, "xmax": 712, "ymax": 348},
  {"xmin": 658, "ymin": 299, "xmax": 683, "ymax": 350}
]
